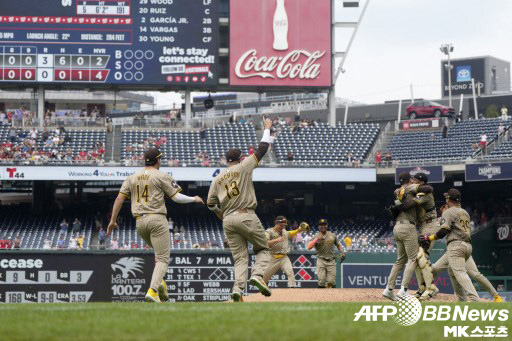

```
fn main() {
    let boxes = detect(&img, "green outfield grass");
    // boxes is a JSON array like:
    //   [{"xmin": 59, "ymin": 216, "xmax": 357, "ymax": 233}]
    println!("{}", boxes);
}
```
[{"xmin": 0, "ymin": 302, "xmax": 511, "ymax": 341}]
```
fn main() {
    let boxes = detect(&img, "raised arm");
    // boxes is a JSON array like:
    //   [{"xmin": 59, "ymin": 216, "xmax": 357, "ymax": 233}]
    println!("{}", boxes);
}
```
[{"xmin": 253, "ymin": 117, "xmax": 273, "ymax": 162}]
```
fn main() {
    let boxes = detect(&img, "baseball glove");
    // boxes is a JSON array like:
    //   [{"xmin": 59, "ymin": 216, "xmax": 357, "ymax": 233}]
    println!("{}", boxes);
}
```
[
  {"xmin": 298, "ymin": 222, "xmax": 310, "ymax": 233},
  {"xmin": 337, "ymin": 253, "xmax": 346, "ymax": 262}
]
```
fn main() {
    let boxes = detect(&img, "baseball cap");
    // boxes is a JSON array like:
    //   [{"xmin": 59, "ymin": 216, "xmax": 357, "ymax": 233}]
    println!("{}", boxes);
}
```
[
  {"xmin": 144, "ymin": 148, "xmax": 162, "ymax": 166},
  {"xmin": 318, "ymin": 219, "xmax": 328, "ymax": 225},
  {"xmin": 413, "ymin": 172, "xmax": 428, "ymax": 183},
  {"xmin": 398, "ymin": 172, "xmax": 411, "ymax": 184},
  {"xmin": 275, "ymin": 216, "xmax": 287, "ymax": 224},
  {"xmin": 226, "ymin": 148, "xmax": 242, "ymax": 163},
  {"xmin": 444, "ymin": 189, "xmax": 461, "ymax": 202}
]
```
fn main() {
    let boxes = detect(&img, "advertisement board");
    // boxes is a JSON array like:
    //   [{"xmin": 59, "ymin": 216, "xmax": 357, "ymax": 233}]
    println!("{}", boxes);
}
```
[
  {"xmin": 0, "ymin": 0, "xmax": 219, "ymax": 87},
  {"xmin": 465, "ymin": 162, "xmax": 512, "ymax": 182},
  {"xmin": 395, "ymin": 165, "xmax": 445, "ymax": 185},
  {"xmin": 441, "ymin": 58, "xmax": 485, "ymax": 97},
  {"xmin": 0, "ymin": 252, "xmax": 318, "ymax": 303},
  {"xmin": 0, "ymin": 166, "xmax": 377, "ymax": 182},
  {"xmin": 229, "ymin": 0, "xmax": 331, "ymax": 87},
  {"xmin": 399, "ymin": 118, "xmax": 440, "ymax": 131}
]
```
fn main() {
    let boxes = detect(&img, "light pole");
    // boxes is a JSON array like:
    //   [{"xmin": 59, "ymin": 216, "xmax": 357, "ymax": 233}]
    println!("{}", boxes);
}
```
[{"xmin": 440, "ymin": 43, "xmax": 454, "ymax": 108}]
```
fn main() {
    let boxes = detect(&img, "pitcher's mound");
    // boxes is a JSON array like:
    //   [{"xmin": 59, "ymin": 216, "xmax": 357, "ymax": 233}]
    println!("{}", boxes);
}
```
[{"xmin": 243, "ymin": 288, "xmax": 457, "ymax": 302}]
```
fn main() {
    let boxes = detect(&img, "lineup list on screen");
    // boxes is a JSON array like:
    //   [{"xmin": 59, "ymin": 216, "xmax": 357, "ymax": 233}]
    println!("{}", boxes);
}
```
[{"xmin": 0, "ymin": 0, "xmax": 219, "ymax": 86}]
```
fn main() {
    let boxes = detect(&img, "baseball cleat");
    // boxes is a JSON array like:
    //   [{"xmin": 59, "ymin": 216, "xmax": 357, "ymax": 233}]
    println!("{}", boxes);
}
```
[
  {"xmin": 249, "ymin": 276, "xmax": 272, "ymax": 297},
  {"xmin": 145, "ymin": 288, "xmax": 161, "ymax": 303},
  {"xmin": 158, "ymin": 279, "xmax": 169, "ymax": 302},
  {"xmin": 494, "ymin": 294, "xmax": 504, "ymax": 303},
  {"xmin": 382, "ymin": 287, "xmax": 397, "ymax": 301},
  {"xmin": 232, "ymin": 292, "xmax": 243, "ymax": 302},
  {"xmin": 414, "ymin": 290, "xmax": 424, "ymax": 299}
]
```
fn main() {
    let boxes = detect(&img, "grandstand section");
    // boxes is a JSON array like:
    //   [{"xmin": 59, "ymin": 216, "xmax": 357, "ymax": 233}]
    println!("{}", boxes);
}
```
[{"xmin": 386, "ymin": 118, "xmax": 512, "ymax": 164}]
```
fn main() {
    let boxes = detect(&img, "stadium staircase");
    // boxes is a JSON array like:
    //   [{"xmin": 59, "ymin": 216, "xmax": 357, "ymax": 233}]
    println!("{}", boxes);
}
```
[
  {"xmin": 366, "ymin": 122, "xmax": 393, "ymax": 164},
  {"xmin": 105, "ymin": 126, "xmax": 122, "ymax": 163}
]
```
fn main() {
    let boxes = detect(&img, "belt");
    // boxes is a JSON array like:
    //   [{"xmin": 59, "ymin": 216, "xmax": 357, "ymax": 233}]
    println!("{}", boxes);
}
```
[
  {"xmin": 228, "ymin": 208, "xmax": 255, "ymax": 216},
  {"xmin": 397, "ymin": 220, "xmax": 415, "ymax": 225},
  {"xmin": 134, "ymin": 213, "xmax": 165, "ymax": 220},
  {"xmin": 318, "ymin": 256, "xmax": 335, "ymax": 261},
  {"xmin": 447, "ymin": 239, "xmax": 471, "ymax": 246}
]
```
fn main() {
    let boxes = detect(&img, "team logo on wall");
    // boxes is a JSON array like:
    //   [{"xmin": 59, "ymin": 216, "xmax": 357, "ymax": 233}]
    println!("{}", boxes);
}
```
[
  {"xmin": 111, "ymin": 257, "xmax": 146, "ymax": 301},
  {"xmin": 456, "ymin": 65, "xmax": 471, "ymax": 82},
  {"xmin": 229, "ymin": 0, "xmax": 331, "ymax": 87}
]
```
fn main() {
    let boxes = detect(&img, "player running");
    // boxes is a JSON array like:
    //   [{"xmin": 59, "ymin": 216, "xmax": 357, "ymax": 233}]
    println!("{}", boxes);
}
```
[
  {"xmin": 207, "ymin": 117, "xmax": 273, "ymax": 302},
  {"xmin": 420, "ymin": 189, "xmax": 480, "ymax": 302},
  {"xmin": 307, "ymin": 219, "xmax": 345, "ymax": 288},
  {"xmin": 263, "ymin": 216, "xmax": 310, "ymax": 288},
  {"xmin": 107, "ymin": 148, "xmax": 204, "ymax": 303}
]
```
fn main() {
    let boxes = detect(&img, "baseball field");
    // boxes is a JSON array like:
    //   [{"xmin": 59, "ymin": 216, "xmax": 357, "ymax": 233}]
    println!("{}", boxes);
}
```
[{"xmin": 0, "ymin": 289, "xmax": 510, "ymax": 341}]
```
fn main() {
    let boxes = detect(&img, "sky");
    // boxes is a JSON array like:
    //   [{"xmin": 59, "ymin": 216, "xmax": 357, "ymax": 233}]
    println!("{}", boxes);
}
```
[{"xmin": 150, "ymin": 0, "xmax": 512, "ymax": 107}]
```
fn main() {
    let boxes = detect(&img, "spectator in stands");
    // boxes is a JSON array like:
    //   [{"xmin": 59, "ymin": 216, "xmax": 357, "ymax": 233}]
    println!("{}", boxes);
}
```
[
  {"xmin": 200, "ymin": 127, "xmax": 206, "ymax": 139},
  {"xmin": 98, "ymin": 228, "xmax": 106, "ymax": 248},
  {"xmin": 387, "ymin": 240, "xmax": 393, "ymax": 250},
  {"xmin": 13, "ymin": 237, "xmax": 21, "ymax": 249},
  {"xmin": 0, "ymin": 111, "xmax": 5, "ymax": 125},
  {"xmin": 385, "ymin": 151, "xmax": 392, "ymax": 167},
  {"xmin": 346, "ymin": 152, "xmax": 353, "ymax": 167},
  {"xmin": 69, "ymin": 236, "xmax": 78, "ymax": 249},
  {"xmin": 480, "ymin": 132, "xmax": 488, "ymax": 155},
  {"xmin": 501, "ymin": 105, "xmax": 509, "ymax": 120},
  {"xmin": 106, "ymin": 116, "xmax": 113, "ymax": 133},
  {"xmin": 375, "ymin": 151, "xmax": 382, "ymax": 167},
  {"xmin": 201, "ymin": 155, "xmax": 210, "ymax": 167},
  {"xmin": 344, "ymin": 235, "xmax": 352, "ymax": 250},
  {"xmin": 9, "ymin": 127, "xmax": 16, "ymax": 143},
  {"xmin": 471, "ymin": 142, "xmax": 479, "ymax": 152},
  {"xmin": 72, "ymin": 218, "xmax": 81, "ymax": 233},
  {"xmin": 110, "ymin": 237, "xmax": 119, "ymax": 250},
  {"xmin": 43, "ymin": 239, "xmax": 52, "ymax": 250},
  {"xmin": 498, "ymin": 122, "xmax": 505, "ymax": 141},
  {"xmin": 168, "ymin": 218, "xmax": 174, "ymax": 232},
  {"xmin": 442, "ymin": 124, "xmax": 448, "ymax": 138},
  {"xmin": 287, "ymin": 151, "xmax": 294, "ymax": 163},
  {"xmin": 248, "ymin": 146, "xmax": 255, "ymax": 155},
  {"xmin": 77, "ymin": 235, "xmax": 84, "ymax": 249},
  {"xmin": 60, "ymin": 219, "xmax": 69, "ymax": 234},
  {"xmin": 361, "ymin": 235, "xmax": 368, "ymax": 248},
  {"xmin": 57, "ymin": 235, "xmax": 66, "ymax": 249},
  {"xmin": 218, "ymin": 156, "xmax": 227, "ymax": 167}
]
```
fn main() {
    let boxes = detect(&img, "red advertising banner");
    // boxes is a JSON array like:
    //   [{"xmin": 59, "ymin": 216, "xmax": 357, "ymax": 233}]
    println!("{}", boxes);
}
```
[{"xmin": 229, "ymin": 0, "xmax": 332, "ymax": 87}]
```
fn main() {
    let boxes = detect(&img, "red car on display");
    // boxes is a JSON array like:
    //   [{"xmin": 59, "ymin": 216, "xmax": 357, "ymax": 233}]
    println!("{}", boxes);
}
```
[{"xmin": 406, "ymin": 101, "xmax": 455, "ymax": 120}]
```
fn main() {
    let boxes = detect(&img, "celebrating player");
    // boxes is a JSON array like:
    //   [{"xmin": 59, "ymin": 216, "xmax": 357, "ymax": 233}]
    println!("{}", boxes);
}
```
[
  {"xmin": 306, "ymin": 219, "xmax": 345, "ymax": 288},
  {"xmin": 420, "ymin": 189, "xmax": 480, "ymax": 301},
  {"xmin": 383, "ymin": 172, "xmax": 432, "ymax": 300},
  {"xmin": 107, "ymin": 148, "xmax": 204, "ymax": 303},
  {"xmin": 263, "ymin": 216, "xmax": 309, "ymax": 288},
  {"xmin": 206, "ymin": 117, "xmax": 273, "ymax": 302}
]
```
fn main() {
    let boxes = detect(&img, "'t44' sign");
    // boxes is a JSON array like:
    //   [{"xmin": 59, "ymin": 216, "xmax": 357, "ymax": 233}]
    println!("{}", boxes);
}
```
[{"xmin": 6, "ymin": 168, "xmax": 24, "ymax": 179}]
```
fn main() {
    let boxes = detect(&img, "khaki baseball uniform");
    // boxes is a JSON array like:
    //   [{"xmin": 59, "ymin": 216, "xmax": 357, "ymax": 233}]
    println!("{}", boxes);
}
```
[
  {"xmin": 207, "ymin": 154, "xmax": 269, "ymax": 294},
  {"xmin": 313, "ymin": 231, "xmax": 340, "ymax": 287},
  {"xmin": 263, "ymin": 227, "xmax": 299, "ymax": 287},
  {"xmin": 436, "ymin": 206, "xmax": 479, "ymax": 301},
  {"xmin": 119, "ymin": 168, "xmax": 182, "ymax": 291},
  {"xmin": 387, "ymin": 184, "xmax": 419, "ymax": 290}
]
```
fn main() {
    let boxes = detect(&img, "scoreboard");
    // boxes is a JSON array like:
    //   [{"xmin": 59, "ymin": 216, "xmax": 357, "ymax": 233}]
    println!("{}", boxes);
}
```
[{"xmin": 0, "ymin": 0, "xmax": 219, "ymax": 87}]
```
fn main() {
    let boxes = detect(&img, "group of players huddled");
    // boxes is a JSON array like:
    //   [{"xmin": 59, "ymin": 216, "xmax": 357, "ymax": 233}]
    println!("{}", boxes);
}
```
[
  {"xmin": 383, "ymin": 172, "xmax": 503, "ymax": 302},
  {"xmin": 107, "ymin": 116, "xmax": 501, "ymax": 303}
]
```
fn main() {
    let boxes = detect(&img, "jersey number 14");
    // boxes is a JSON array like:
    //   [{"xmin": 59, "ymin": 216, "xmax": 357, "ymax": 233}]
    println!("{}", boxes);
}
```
[{"xmin": 136, "ymin": 185, "xmax": 149, "ymax": 203}]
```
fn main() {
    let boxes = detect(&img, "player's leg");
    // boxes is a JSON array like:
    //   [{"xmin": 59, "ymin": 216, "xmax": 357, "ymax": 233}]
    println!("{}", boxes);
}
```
[
  {"xmin": 136, "ymin": 217, "xmax": 159, "ymax": 302},
  {"xmin": 386, "ymin": 226, "xmax": 407, "ymax": 290},
  {"xmin": 466, "ymin": 256, "xmax": 501, "ymax": 301},
  {"xmin": 400, "ymin": 226, "xmax": 419, "ymax": 293},
  {"xmin": 448, "ymin": 266, "xmax": 467, "ymax": 301},
  {"xmin": 243, "ymin": 214, "xmax": 271, "ymax": 296},
  {"xmin": 317, "ymin": 258, "xmax": 327, "ymax": 288},
  {"xmin": 224, "ymin": 217, "xmax": 249, "ymax": 300},
  {"xmin": 416, "ymin": 221, "xmax": 438, "ymax": 296},
  {"xmin": 282, "ymin": 256, "xmax": 296, "ymax": 288},
  {"xmin": 147, "ymin": 215, "xmax": 171, "ymax": 302},
  {"xmin": 263, "ymin": 256, "xmax": 282, "ymax": 285},
  {"xmin": 447, "ymin": 242, "xmax": 479, "ymax": 302},
  {"xmin": 325, "ymin": 258, "xmax": 336, "ymax": 288}
]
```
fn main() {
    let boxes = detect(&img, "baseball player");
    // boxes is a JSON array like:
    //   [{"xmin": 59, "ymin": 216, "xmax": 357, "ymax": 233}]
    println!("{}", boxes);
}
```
[
  {"xmin": 306, "ymin": 219, "xmax": 345, "ymax": 288},
  {"xmin": 420, "ymin": 189, "xmax": 480, "ymax": 302},
  {"xmin": 207, "ymin": 117, "xmax": 273, "ymax": 302},
  {"xmin": 430, "ymin": 204, "xmax": 504, "ymax": 302},
  {"xmin": 263, "ymin": 216, "xmax": 309, "ymax": 287},
  {"xmin": 107, "ymin": 148, "xmax": 204, "ymax": 303},
  {"xmin": 383, "ymin": 172, "xmax": 433, "ymax": 301},
  {"xmin": 393, "ymin": 172, "xmax": 439, "ymax": 300}
]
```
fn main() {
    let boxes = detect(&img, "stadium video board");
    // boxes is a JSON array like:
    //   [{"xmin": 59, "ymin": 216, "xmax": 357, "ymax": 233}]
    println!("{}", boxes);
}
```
[
  {"xmin": 0, "ymin": 0, "xmax": 219, "ymax": 88},
  {"xmin": 229, "ymin": 0, "xmax": 332, "ymax": 87}
]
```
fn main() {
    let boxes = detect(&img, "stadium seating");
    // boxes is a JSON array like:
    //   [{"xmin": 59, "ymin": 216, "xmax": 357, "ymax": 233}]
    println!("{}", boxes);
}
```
[
  {"xmin": 121, "ymin": 122, "xmax": 258, "ymax": 166},
  {"xmin": 387, "ymin": 119, "xmax": 512, "ymax": 163},
  {"xmin": 489, "ymin": 138, "xmax": 512, "ymax": 158},
  {"xmin": 273, "ymin": 123, "xmax": 380, "ymax": 166}
]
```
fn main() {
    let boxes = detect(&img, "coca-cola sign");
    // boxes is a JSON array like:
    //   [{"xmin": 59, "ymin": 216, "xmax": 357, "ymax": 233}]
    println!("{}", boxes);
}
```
[{"xmin": 230, "ymin": 0, "xmax": 332, "ymax": 87}]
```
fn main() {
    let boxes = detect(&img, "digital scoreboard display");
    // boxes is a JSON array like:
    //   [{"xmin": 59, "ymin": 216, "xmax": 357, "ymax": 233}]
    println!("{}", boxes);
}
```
[{"xmin": 0, "ymin": 0, "xmax": 219, "ymax": 87}]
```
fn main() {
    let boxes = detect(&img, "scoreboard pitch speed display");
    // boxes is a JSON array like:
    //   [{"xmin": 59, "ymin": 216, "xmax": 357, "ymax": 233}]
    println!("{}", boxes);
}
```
[{"xmin": 0, "ymin": 0, "xmax": 219, "ymax": 87}]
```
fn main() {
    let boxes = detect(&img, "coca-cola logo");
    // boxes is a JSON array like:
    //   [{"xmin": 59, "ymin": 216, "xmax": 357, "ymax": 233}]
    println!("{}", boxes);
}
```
[{"xmin": 235, "ymin": 49, "xmax": 325, "ymax": 80}]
